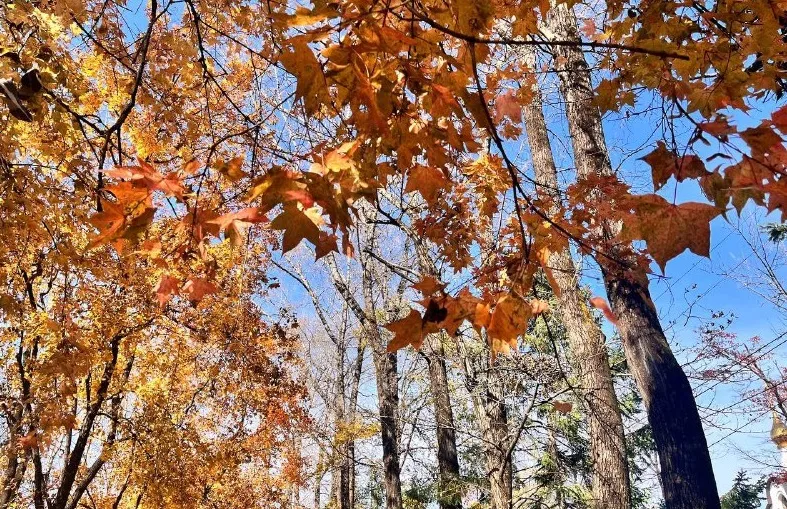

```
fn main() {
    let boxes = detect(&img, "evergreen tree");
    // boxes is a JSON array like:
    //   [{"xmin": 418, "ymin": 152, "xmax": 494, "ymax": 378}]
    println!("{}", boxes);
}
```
[{"xmin": 720, "ymin": 471, "xmax": 765, "ymax": 509}]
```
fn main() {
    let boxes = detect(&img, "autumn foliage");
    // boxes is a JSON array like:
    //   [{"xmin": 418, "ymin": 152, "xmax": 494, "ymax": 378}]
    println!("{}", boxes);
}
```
[{"xmin": 1, "ymin": 0, "xmax": 787, "ymax": 506}]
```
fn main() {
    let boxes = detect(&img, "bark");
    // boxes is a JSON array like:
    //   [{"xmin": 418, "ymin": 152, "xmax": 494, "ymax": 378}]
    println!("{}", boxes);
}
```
[
  {"xmin": 547, "ymin": 5, "xmax": 720, "ymax": 508},
  {"xmin": 406, "ymin": 228, "xmax": 462, "ymax": 509},
  {"xmin": 519, "ymin": 43, "xmax": 631, "ymax": 509},
  {"xmin": 372, "ymin": 349, "xmax": 403, "ymax": 509},
  {"xmin": 326, "ymin": 250, "xmax": 403, "ymax": 509},
  {"xmin": 457, "ymin": 337, "xmax": 512, "ymax": 509},
  {"xmin": 52, "ymin": 334, "xmax": 121, "ymax": 509},
  {"xmin": 314, "ymin": 449, "xmax": 325, "ymax": 509},
  {"xmin": 0, "ymin": 386, "xmax": 26, "ymax": 508},
  {"xmin": 348, "ymin": 343, "xmax": 365, "ymax": 507},
  {"xmin": 424, "ymin": 335, "xmax": 462, "ymax": 509},
  {"xmin": 334, "ymin": 340, "xmax": 351, "ymax": 509},
  {"xmin": 484, "ymin": 379, "xmax": 512, "ymax": 509}
]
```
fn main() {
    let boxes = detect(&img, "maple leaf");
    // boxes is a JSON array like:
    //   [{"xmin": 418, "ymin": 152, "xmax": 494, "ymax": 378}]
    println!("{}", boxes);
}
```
[
  {"xmin": 473, "ymin": 301, "xmax": 492, "ymax": 331},
  {"xmin": 699, "ymin": 172, "xmax": 731, "ymax": 210},
  {"xmin": 440, "ymin": 288, "xmax": 481, "ymax": 336},
  {"xmin": 154, "ymin": 274, "xmax": 180, "ymax": 307},
  {"xmin": 487, "ymin": 294, "xmax": 530, "ymax": 347},
  {"xmin": 106, "ymin": 182, "xmax": 151, "ymax": 205},
  {"xmin": 209, "ymin": 207, "xmax": 268, "ymax": 232},
  {"xmin": 642, "ymin": 141, "xmax": 707, "ymax": 191},
  {"xmin": 247, "ymin": 168, "xmax": 310, "ymax": 210},
  {"xmin": 405, "ymin": 165, "xmax": 449, "ymax": 205},
  {"xmin": 214, "ymin": 157, "xmax": 247, "ymax": 182},
  {"xmin": 208, "ymin": 207, "xmax": 268, "ymax": 246},
  {"xmin": 535, "ymin": 246, "xmax": 561, "ymax": 298},
  {"xmin": 623, "ymin": 194, "xmax": 722, "ymax": 271},
  {"xmin": 182, "ymin": 277, "xmax": 217, "ymax": 302},
  {"xmin": 589, "ymin": 296, "xmax": 617, "ymax": 325},
  {"xmin": 765, "ymin": 179, "xmax": 787, "ymax": 221},
  {"xmin": 270, "ymin": 203, "xmax": 322, "ymax": 253},
  {"xmin": 314, "ymin": 232, "xmax": 339, "ymax": 260},
  {"xmin": 182, "ymin": 160, "xmax": 201, "ymax": 176},
  {"xmin": 724, "ymin": 157, "xmax": 770, "ymax": 212},
  {"xmin": 699, "ymin": 119, "xmax": 735, "ymax": 137},
  {"xmin": 741, "ymin": 125, "xmax": 783, "ymax": 155},
  {"xmin": 87, "ymin": 201, "xmax": 127, "ymax": 249},
  {"xmin": 412, "ymin": 276, "xmax": 445, "ymax": 297},
  {"xmin": 274, "ymin": 5, "xmax": 338, "ymax": 27},
  {"xmin": 430, "ymin": 84, "xmax": 462, "ymax": 118},
  {"xmin": 105, "ymin": 160, "xmax": 186, "ymax": 199},
  {"xmin": 495, "ymin": 90, "xmax": 521, "ymax": 122},
  {"xmin": 772, "ymin": 105, "xmax": 787, "ymax": 133},
  {"xmin": 279, "ymin": 39, "xmax": 330, "ymax": 115},
  {"xmin": 385, "ymin": 309, "xmax": 438, "ymax": 352}
]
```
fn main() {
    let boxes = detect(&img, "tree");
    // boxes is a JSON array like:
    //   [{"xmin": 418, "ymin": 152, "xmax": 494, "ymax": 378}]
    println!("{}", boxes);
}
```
[
  {"xmin": 720, "ymin": 471, "xmax": 765, "ymax": 509},
  {"xmin": 3, "ymin": 0, "xmax": 787, "ymax": 508},
  {"xmin": 518, "ymin": 40, "xmax": 631, "ymax": 509},
  {"xmin": 545, "ymin": 5, "xmax": 720, "ymax": 507}
]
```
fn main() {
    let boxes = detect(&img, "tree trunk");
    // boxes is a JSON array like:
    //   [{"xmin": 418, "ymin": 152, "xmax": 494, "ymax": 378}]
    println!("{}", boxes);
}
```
[
  {"xmin": 547, "ymin": 5, "xmax": 721, "ymax": 508},
  {"xmin": 424, "ymin": 335, "xmax": 462, "ymax": 509},
  {"xmin": 348, "ymin": 343, "xmax": 365, "ymax": 508},
  {"xmin": 407, "ymin": 233, "xmax": 462, "ymax": 509},
  {"xmin": 484, "ymin": 384, "xmax": 512, "ymax": 509},
  {"xmin": 314, "ymin": 449, "xmax": 324, "ymax": 509},
  {"xmin": 371, "ymin": 348, "xmax": 403, "ymax": 509},
  {"xmin": 519, "ymin": 43, "xmax": 631, "ymax": 509},
  {"xmin": 326, "ymin": 240, "xmax": 403, "ymax": 509},
  {"xmin": 458, "ymin": 336, "xmax": 512, "ymax": 509},
  {"xmin": 334, "ymin": 344, "xmax": 351, "ymax": 509}
]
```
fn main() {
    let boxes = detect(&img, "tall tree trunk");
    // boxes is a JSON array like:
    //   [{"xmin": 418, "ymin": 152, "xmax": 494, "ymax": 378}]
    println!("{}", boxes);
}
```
[
  {"xmin": 372, "ymin": 349, "xmax": 403, "ymax": 509},
  {"xmin": 405, "ymin": 230, "xmax": 462, "ymax": 509},
  {"xmin": 519, "ymin": 43, "xmax": 631, "ymax": 509},
  {"xmin": 314, "ymin": 449, "xmax": 325, "ymax": 509},
  {"xmin": 547, "ymin": 5, "xmax": 720, "ymax": 508},
  {"xmin": 484, "ymin": 381, "xmax": 512, "ymax": 509},
  {"xmin": 348, "ymin": 343, "xmax": 365, "ymax": 508},
  {"xmin": 334, "ymin": 343, "xmax": 351, "ymax": 509},
  {"xmin": 424, "ymin": 335, "xmax": 462, "ymax": 509},
  {"xmin": 0, "ymin": 400, "xmax": 26, "ymax": 508},
  {"xmin": 458, "ymin": 336, "xmax": 512, "ymax": 509},
  {"xmin": 326, "ymin": 242, "xmax": 403, "ymax": 509}
]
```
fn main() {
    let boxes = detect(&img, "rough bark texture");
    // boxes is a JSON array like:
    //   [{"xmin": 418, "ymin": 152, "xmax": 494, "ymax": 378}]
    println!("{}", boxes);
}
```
[
  {"xmin": 547, "ymin": 5, "xmax": 721, "ymax": 508},
  {"xmin": 519, "ymin": 43, "xmax": 631, "ymax": 509},
  {"xmin": 424, "ymin": 335, "xmax": 462, "ymax": 509},
  {"xmin": 373, "ymin": 350, "xmax": 403, "ymax": 509},
  {"xmin": 334, "ymin": 349, "xmax": 351, "ymax": 509},
  {"xmin": 484, "ymin": 384, "xmax": 512, "ymax": 509},
  {"xmin": 348, "ymin": 343, "xmax": 365, "ymax": 507}
]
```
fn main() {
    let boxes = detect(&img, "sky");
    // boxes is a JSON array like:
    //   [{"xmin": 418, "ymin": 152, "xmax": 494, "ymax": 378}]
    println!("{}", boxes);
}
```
[{"xmin": 114, "ymin": 0, "xmax": 787, "ymax": 503}]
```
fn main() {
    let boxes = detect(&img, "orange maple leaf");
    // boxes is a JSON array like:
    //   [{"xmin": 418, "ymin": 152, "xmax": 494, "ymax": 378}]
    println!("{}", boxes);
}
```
[
  {"xmin": 270, "ymin": 203, "xmax": 322, "ymax": 253},
  {"xmin": 623, "ymin": 194, "xmax": 722, "ymax": 271},
  {"xmin": 182, "ymin": 277, "xmax": 217, "ymax": 302},
  {"xmin": 154, "ymin": 274, "xmax": 180, "ymax": 307},
  {"xmin": 405, "ymin": 165, "xmax": 449, "ymax": 205},
  {"xmin": 642, "ymin": 141, "xmax": 707, "ymax": 191},
  {"xmin": 386, "ymin": 309, "xmax": 429, "ymax": 352}
]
